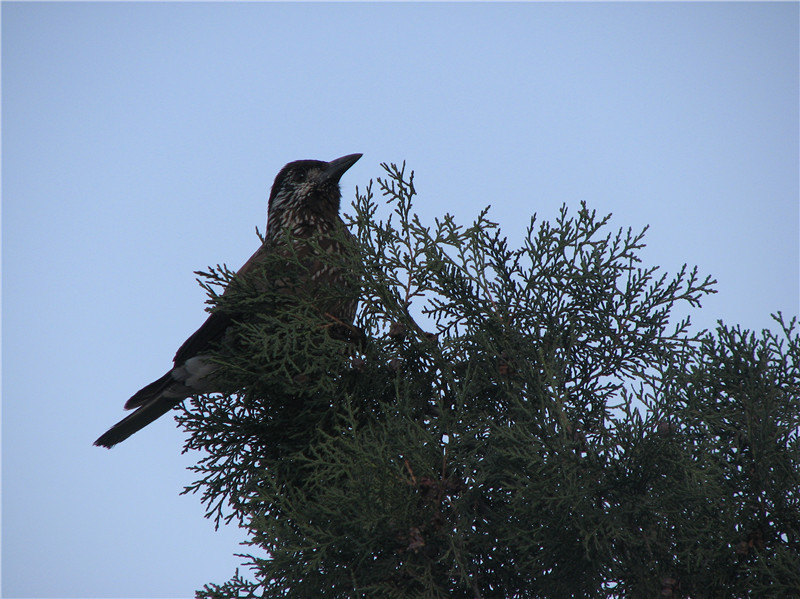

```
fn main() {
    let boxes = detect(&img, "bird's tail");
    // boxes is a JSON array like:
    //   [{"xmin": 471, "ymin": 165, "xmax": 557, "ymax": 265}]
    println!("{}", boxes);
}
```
[{"xmin": 94, "ymin": 372, "xmax": 182, "ymax": 448}]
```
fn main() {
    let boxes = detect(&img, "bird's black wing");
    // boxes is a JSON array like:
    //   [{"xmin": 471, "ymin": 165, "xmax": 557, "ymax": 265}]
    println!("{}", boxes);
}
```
[
  {"xmin": 172, "ymin": 310, "xmax": 234, "ymax": 365},
  {"xmin": 171, "ymin": 244, "xmax": 271, "ymax": 365}
]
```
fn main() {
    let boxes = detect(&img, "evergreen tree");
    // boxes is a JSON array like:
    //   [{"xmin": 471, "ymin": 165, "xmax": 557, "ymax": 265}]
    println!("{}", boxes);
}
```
[{"xmin": 178, "ymin": 163, "xmax": 799, "ymax": 598}]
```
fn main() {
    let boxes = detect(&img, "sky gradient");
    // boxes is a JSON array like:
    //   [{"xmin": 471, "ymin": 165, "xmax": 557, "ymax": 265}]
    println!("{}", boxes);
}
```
[{"xmin": 3, "ymin": 2, "xmax": 798, "ymax": 597}]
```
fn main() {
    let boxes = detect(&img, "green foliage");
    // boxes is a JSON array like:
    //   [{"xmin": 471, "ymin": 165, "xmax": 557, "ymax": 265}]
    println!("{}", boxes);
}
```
[{"xmin": 180, "ymin": 163, "xmax": 799, "ymax": 598}]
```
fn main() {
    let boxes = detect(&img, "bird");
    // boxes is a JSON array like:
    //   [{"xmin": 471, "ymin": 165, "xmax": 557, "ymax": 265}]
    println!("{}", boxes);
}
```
[{"xmin": 94, "ymin": 153, "xmax": 362, "ymax": 448}]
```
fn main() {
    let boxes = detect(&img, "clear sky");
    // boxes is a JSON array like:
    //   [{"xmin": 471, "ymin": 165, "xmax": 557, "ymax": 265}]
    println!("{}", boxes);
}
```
[{"xmin": 2, "ymin": 2, "xmax": 797, "ymax": 597}]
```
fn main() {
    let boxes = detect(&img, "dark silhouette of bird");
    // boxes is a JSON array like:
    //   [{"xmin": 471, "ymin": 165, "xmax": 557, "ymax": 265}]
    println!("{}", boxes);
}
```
[{"xmin": 94, "ymin": 153, "xmax": 362, "ymax": 448}]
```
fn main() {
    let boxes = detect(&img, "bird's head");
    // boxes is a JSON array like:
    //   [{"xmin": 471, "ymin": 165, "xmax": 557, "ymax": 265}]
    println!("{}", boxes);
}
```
[{"xmin": 267, "ymin": 153, "xmax": 362, "ymax": 224}]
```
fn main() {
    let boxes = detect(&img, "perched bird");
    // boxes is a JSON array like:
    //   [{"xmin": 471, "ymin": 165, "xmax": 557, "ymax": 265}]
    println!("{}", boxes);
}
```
[{"xmin": 94, "ymin": 153, "xmax": 362, "ymax": 448}]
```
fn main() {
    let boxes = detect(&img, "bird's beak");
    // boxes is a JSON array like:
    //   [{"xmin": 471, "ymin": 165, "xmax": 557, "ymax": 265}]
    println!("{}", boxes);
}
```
[{"xmin": 325, "ymin": 153, "xmax": 362, "ymax": 182}]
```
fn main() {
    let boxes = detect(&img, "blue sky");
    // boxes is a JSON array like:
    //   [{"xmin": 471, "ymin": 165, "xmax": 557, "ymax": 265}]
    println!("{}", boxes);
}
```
[{"xmin": 2, "ymin": 2, "xmax": 797, "ymax": 597}]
